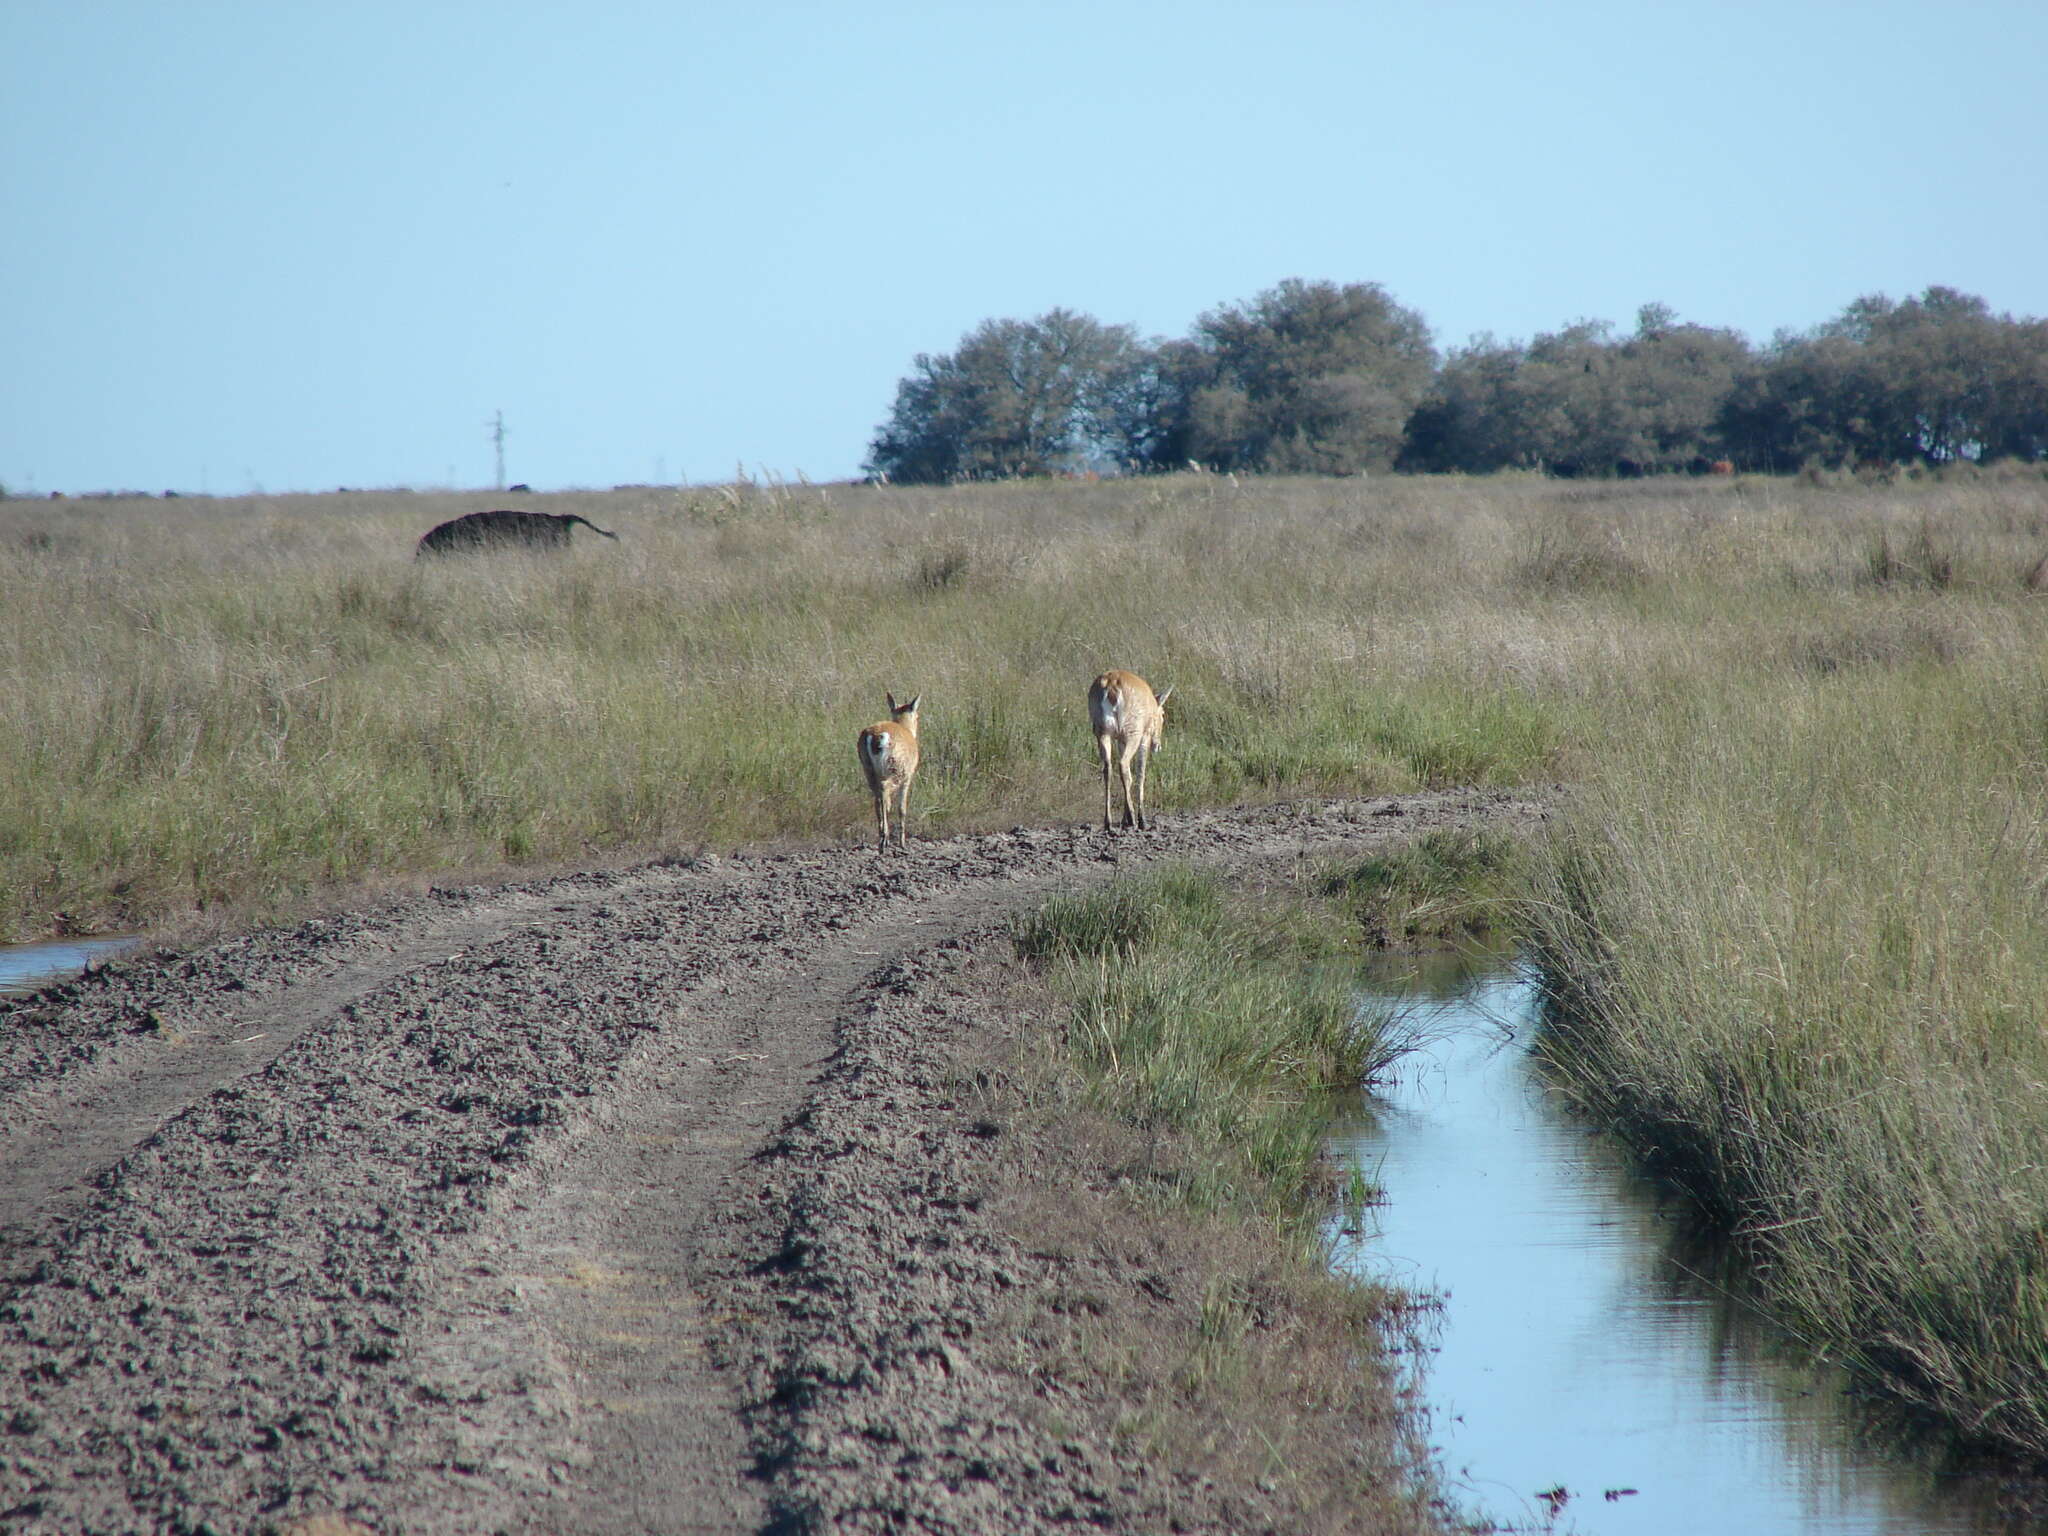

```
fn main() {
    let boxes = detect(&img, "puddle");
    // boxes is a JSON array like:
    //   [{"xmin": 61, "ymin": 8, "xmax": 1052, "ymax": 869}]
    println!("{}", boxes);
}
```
[
  {"xmin": 1333, "ymin": 957, "xmax": 2030, "ymax": 1534},
  {"xmin": 0, "ymin": 934, "xmax": 141, "ymax": 996}
]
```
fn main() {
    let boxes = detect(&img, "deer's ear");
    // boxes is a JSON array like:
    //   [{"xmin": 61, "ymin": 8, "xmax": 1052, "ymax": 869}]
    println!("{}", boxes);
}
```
[
  {"xmin": 905, "ymin": 694, "xmax": 922, "ymax": 713},
  {"xmin": 1157, "ymin": 687, "xmax": 1173, "ymax": 707}
]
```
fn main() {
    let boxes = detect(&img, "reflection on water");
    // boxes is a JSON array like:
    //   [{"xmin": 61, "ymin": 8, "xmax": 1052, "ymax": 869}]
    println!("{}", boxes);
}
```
[
  {"xmin": 1334, "ymin": 955, "xmax": 2032, "ymax": 1535},
  {"xmin": 0, "ymin": 935, "xmax": 140, "ymax": 996}
]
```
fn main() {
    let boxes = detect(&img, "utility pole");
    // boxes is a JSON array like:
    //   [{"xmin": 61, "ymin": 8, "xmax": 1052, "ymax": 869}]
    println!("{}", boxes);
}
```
[{"xmin": 488, "ymin": 410, "xmax": 506, "ymax": 491}]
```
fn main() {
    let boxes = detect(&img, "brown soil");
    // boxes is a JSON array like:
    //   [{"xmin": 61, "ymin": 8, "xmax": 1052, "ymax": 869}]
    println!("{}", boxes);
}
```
[{"xmin": 0, "ymin": 792, "xmax": 1548, "ymax": 1534}]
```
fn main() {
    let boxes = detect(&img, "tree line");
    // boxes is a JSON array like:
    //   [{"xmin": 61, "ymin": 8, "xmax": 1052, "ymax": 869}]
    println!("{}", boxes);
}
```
[{"xmin": 864, "ymin": 280, "xmax": 2048, "ymax": 482}]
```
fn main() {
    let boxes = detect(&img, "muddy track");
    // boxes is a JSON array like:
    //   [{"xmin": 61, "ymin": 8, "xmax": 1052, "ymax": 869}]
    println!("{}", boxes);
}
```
[{"xmin": 0, "ymin": 793, "xmax": 1548, "ymax": 1534}]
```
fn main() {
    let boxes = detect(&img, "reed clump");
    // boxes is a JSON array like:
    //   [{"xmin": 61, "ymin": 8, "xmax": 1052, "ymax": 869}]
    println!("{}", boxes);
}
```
[
  {"xmin": 1317, "ymin": 826, "xmax": 1527, "ymax": 950},
  {"xmin": 1014, "ymin": 864, "xmax": 1410, "ymax": 1226}
]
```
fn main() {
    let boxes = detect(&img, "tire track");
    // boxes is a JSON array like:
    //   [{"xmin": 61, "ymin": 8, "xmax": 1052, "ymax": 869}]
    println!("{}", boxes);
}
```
[
  {"xmin": 388, "ymin": 877, "xmax": 1145, "ymax": 1536},
  {"xmin": 0, "ymin": 793, "xmax": 1549, "ymax": 1534},
  {"xmin": 0, "ymin": 872, "xmax": 701, "ymax": 1269}
]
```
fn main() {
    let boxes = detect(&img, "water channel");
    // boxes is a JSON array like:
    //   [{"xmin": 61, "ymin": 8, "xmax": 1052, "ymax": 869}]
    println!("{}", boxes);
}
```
[
  {"xmin": 1334, "ymin": 952, "xmax": 2035, "ymax": 1535},
  {"xmin": 0, "ymin": 934, "xmax": 139, "ymax": 996}
]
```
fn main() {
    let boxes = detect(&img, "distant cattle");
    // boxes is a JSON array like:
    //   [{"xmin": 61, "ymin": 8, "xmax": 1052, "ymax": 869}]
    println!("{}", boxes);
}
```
[{"xmin": 415, "ymin": 509, "xmax": 619, "ymax": 557}]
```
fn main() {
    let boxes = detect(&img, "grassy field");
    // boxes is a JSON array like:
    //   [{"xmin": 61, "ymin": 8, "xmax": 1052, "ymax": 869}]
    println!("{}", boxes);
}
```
[
  {"xmin": 13, "ymin": 463, "xmax": 2048, "ymax": 1455},
  {"xmin": 14, "ymin": 464, "xmax": 2037, "ymax": 944},
  {"xmin": 1, "ymin": 471, "xmax": 1580, "ymax": 938}
]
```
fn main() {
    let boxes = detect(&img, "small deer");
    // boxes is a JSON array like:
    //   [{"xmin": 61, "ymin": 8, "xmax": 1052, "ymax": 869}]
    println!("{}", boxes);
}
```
[
  {"xmin": 1088, "ymin": 670, "xmax": 1170, "ymax": 831},
  {"xmin": 857, "ymin": 692, "xmax": 922, "ymax": 852}
]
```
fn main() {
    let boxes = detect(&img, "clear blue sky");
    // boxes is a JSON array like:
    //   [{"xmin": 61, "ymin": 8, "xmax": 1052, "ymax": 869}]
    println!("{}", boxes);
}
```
[{"xmin": 6, "ymin": 1, "xmax": 2045, "ymax": 495}]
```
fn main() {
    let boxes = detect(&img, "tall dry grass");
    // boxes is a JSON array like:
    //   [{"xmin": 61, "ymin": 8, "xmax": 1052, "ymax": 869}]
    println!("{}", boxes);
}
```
[
  {"xmin": 2, "ymin": 473, "xmax": 1571, "ymax": 937},
  {"xmin": 1505, "ymin": 462, "xmax": 2048, "ymax": 1455},
  {"xmin": 1528, "ymin": 655, "xmax": 2048, "ymax": 1457},
  {"xmin": 7, "ymin": 468, "xmax": 2048, "ymax": 940}
]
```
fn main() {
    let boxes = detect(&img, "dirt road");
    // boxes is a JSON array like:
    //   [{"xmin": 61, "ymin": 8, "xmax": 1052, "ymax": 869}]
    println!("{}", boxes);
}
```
[{"xmin": 0, "ymin": 792, "xmax": 1546, "ymax": 1534}]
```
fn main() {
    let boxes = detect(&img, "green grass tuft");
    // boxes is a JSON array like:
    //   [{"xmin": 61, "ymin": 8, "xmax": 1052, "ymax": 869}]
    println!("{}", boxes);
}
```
[
  {"xmin": 1015, "ymin": 867, "xmax": 1413, "ymax": 1227},
  {"xmin": 1317, "ymin": 826, "xmax": 1527, "ymax": 949}
]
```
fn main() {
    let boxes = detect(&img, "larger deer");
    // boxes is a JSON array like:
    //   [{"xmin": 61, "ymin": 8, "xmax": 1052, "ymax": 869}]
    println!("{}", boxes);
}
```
[
  {"xmin": 856, "ymin": 692, "xmax": 922, "ymax": 852},
  {"xmin": 1088, "ymin": 670, "xmax": 1170, "ymax": 831}
]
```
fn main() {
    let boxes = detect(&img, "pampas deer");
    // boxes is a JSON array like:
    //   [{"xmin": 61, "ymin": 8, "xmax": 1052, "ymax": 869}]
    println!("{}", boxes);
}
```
[
  {"xmin": 857, "ymin": 692, "xmax": 922, "ymax": 852},
  {"xmin": 1088, "ymin": 670, "xmax": 1170, "ymax": 831}
]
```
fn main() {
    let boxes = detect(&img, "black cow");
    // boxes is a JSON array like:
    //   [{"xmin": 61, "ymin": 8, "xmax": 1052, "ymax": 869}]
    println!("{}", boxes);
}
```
[{"xmin": 416, "ymin": 509, "xmax": 619, "ymax": 557}]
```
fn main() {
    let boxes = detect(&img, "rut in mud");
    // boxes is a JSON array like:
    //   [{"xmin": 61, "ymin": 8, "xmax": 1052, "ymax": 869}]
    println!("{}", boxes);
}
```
[{"xmin": 0, "ymin": 793, "xmax": 1548, "ymax": 1534}]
